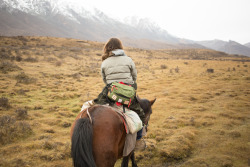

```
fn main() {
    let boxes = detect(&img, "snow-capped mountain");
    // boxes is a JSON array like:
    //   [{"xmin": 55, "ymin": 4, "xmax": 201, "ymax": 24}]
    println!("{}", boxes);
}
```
[
  {"xmin": 1, "ymin": 0, "xmax": 198, "ymax": 47},
  {"xmin": 123, "ymin": 16, "xmax": 180, "ymax": 43},
  {"xmin": 0, "ymin": 0, "xmax": 110, "ymax": 23},
  {"xmin": 124, "ymin": 16, "xmax": 163, "ymax": 33},
  {"xmin": 0, "ymin": 0, "xmax": 249, "ymax": 56}
]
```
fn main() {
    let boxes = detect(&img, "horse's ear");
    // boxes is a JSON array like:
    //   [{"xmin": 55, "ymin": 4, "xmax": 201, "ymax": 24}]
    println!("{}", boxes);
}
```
[{"xmin": 150, "ymin": 98, "xmax": 156, "ymax": 106}]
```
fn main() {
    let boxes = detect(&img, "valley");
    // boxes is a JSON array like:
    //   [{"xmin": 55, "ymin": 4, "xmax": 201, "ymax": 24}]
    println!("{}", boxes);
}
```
[{"xmin": 0, "ymin": 36, "xmax": 249, "ymax": 167}]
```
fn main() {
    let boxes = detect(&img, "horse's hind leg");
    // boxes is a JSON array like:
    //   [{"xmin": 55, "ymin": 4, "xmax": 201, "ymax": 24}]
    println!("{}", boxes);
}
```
[
  {"xmin": 122, "ymin": 151, "xmax": 137, "ymax": 167},
  {"xmin": 121, "ymin": 155, "xmax": 129, "ymax": 167}
]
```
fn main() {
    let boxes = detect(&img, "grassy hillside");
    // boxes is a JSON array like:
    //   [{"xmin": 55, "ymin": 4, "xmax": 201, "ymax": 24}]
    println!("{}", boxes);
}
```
[{"xmin": 0, "ymin": 36, "xmax": 249, "ymax": 167}]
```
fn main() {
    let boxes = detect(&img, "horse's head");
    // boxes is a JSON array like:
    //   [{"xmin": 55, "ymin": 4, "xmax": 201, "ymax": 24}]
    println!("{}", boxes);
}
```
[{"xmin": 137, "ymin": 96, "xmax": 156, "ymax": 131}]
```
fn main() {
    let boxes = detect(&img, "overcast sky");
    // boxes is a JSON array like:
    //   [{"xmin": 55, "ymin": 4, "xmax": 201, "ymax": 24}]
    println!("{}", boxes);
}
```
[{"xmin": 77, "ymin": 0, "xmax": 250, "ymax": 44}]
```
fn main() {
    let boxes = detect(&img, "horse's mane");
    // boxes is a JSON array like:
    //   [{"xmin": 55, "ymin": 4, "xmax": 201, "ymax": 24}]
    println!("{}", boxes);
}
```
[{"xmin": 138, "ymin": 98, "xmax": 152, "ymax": 114}]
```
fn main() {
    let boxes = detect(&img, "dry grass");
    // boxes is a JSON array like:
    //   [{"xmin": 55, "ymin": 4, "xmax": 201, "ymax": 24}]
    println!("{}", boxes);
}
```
[{"xmin": 0, "ymin": 36, "xmax": 249, "ymax": 167}]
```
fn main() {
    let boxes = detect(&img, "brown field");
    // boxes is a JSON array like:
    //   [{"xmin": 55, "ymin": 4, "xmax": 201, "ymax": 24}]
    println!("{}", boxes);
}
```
[{"xmin": 0, "ymin": 36, "xmax": 249, "ymax": 167}]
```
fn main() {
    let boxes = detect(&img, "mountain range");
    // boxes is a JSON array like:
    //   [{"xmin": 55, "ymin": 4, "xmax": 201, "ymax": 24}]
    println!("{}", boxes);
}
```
[
  {"xmin": 0, "ymin": 0, "xmax": 249, "ymax": 57},
  {"xmin": 197, "ymin": 40, "xmax": 250, "ymax": 57},
  {"xmin": 244, "ymin": 42, "xmax": 250, "ymax": 48}
]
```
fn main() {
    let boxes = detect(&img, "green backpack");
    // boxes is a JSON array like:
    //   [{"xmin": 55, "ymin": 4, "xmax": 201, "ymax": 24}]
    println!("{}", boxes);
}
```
[{"xmin": 108, "ymin": 82, "xmax": 136, "ymax": 107}]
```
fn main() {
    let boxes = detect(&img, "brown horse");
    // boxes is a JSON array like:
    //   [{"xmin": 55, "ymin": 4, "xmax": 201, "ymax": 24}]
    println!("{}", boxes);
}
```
[{"xmin": 70, "ymin": 96, "xmax": 156, "ymax": 167}]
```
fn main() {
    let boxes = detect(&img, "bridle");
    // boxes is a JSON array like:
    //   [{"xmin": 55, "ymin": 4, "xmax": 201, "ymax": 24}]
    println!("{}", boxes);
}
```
[{"xmin": 144, "ymin": 111, "xmax": 151, "ymax": 132}]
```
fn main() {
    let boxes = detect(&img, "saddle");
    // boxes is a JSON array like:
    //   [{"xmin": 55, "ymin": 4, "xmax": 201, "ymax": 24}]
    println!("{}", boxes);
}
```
[
  {"xmin": 80, "ymin": 100, "xmax": 145, "ymax": 156},
  {"xmin": 81, "ymin": 100, "xmax": 142, "ymax": 133}
]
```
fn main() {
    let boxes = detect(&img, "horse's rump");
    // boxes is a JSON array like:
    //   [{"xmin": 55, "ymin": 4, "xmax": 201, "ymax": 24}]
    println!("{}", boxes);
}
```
[
  {"xmin": 71, "ymin": 98, "xmax": 156, "ymax": 167},
  {"xmin": 71, "ymin": 105, "xmax": 127, "ymax": 167}
]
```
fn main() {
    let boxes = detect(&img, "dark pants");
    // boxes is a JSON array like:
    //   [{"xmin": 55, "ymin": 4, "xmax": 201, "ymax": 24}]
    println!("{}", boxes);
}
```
[
  {"xmin": 93, "ymin": 83, "xmax": 145, "ymax": 124},
  {"xmin": 93, "ymin": 84, "xmax": 112, "ymax": 105},
  {"xmin": 136, "ymin": 128, "xmax": 143, "ymax": 140}
]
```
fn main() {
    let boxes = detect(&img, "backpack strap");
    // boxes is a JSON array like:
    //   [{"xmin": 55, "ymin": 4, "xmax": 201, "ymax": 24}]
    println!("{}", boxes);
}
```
[{"xmin": 123, "ymin": 105, "xmax": 126, "ymax": 113}]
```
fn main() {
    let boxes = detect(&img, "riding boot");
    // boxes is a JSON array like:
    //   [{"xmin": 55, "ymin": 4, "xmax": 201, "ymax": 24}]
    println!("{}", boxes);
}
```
[{"xmin": 135, "ymin": 138, "xmax": 146, "ymax": 151}]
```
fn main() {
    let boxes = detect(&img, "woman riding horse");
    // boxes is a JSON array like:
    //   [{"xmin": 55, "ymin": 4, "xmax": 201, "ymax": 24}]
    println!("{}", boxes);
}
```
[
  {"xmin": 71, "ymin": 38, "xmax": 156, "ymax": 166},
  {"xmin": 93, "ymin": 38, "xmax": 145, "ymax": 125}
]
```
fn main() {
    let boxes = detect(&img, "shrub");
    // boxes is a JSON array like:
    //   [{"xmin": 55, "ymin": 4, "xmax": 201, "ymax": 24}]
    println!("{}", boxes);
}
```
[
  {"xmin": 207, "ymin": 69, "xmax": 214, "ymax": 73},
  {"xmin": 0, "ymin": 53, "xmax": 10, "ymax": 59},
  {"xmin": 229, "ymin": 131, "xmax": 241, "ymax": 138},
  {"xmin": 0, "ymin": 115, "xmax": 32, "ymax": 145},
  {"xmin": 70, "ymin": 47, "xmax": 82, "ymax": 52},
  {"xmin": 44, "ymin": 129, "xmax": 55, "ymax": 133},
  {"xmin": 175, "ymin": 66, "xmax": 179, "ymax": 73},
  {"xmin": 15, "ymin": 108, "xmax": 28, "ymax": 120},
  {"xmin": 24, "ymin": 56, "xmax": 38, "ymax": 62},
  {"xmin": 1, "ymin": 48, "xmax": 6, "ymax": 52},
  {"xmin": 56, "ymin": 53, "xmax": 66, "ymax": 59},
  {"xmin": 55, "ymin": 61, "xmax": 62, "ymax": 66},
  {"xmin": 15, "ymin": 72, "xmax": 37, "ymax": 84},
  {"xmin": 15, "ymin": 55, "xmax": 22, "ymax": 62},
  {"xmin": 16, "ymin": 89, "xmax": 29, "ymax": 95},
  {"xmin": 46, "ymin": 57, "xmax": 57, "ymax": 62},
  {"xmin": 17, "ymin": 36, "xmax": 28, "ymax": 42},
  {"xmin": 34, "ymin": 105, "xmax": 43, "ymax": 110},
  {"xmin": 12, "ymin": 158, "xmax": 29, "ymax": 167},
  {"xmin": 160, "ymin": 65, "xmax": 167, "ymax": 69},
  {"xmin": 69, "ymin": 54, "xmax": 81, "ymax": 60},
  {"xmin": 42, "ymin": 140, "xmax": 54, "ymax": 150},
  {"xmin": 61, "ymin": 122, "xmax": 71, "ymax": 128},
  {"xmin": 71, "ymin": 72, "xmax": 83, "ymax": 79},
  {"xmin": 0, "ymin": 61, "xmax": 22, "ymax": 73},
  {"xmin": 159, "ymin": 131, "xmax": 195, "ymax": 162},
  {"xmin": 0, "ymin": 97, "xmax": 10, "ymax": 109},
  {"xmin": 190, "ymin": 96, "xmax": 197, "ymax": 101}
]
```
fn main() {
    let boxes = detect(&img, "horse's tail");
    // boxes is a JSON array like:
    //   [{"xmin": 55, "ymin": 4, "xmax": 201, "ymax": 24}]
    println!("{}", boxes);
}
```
[{"xmin": 71, "ymin": 118, "xmax": 96, "ymax": 167}]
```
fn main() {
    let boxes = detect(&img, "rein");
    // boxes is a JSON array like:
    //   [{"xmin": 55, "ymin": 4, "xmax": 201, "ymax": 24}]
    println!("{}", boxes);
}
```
[
  {"xmin": 144, "ymin": 114, "xmax": 150, "ymax": 131},
  {"xmin": 80, "ymin": 108, "xmax": 93, "ymax": 124}
]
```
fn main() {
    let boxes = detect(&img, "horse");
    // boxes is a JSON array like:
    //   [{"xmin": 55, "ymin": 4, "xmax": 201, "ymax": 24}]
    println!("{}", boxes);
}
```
[{"xmin": 70, "ymin": 96, "xmax": 156, "ymax": 167}]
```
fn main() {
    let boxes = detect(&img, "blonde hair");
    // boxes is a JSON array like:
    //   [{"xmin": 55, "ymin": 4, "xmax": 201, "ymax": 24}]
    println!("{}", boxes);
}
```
[{"xmin": 102, "ymin": 38, "xmax": 123, "ymax": 61}]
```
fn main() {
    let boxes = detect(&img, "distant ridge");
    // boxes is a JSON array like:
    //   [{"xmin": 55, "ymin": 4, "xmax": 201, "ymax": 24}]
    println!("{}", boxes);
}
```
[
  {"xmin": 244, "ymin": 42, "xmax": 250, "ymax": 48},
  {"xmin": 121, "ymin": 37, "xmax": 206, "ymax": 50},
  {"xmin": 197, "ymin": 40, "xmax": 250, "ymax": 57}
]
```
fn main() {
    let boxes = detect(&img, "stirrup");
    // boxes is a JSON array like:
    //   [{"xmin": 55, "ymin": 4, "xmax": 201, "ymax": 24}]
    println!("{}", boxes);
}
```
[{"xmin": 134, "ymin": 138, "xmax": 147, "ymax": 151}]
